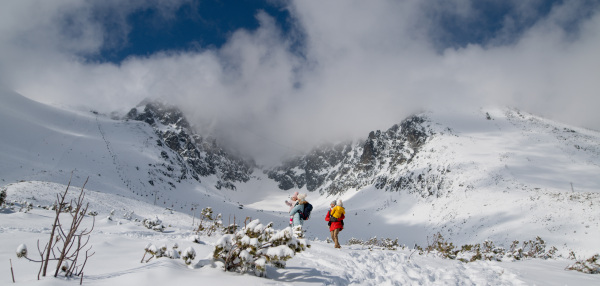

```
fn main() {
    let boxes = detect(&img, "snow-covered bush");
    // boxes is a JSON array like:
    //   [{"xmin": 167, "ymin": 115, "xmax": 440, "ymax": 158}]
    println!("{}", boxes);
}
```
[
  {"xmin": 195, "ymin": 207, "xmax": 222, "ymax": 236},
  {"xmin": 422, "ymin": 233, "xmax": 558, "ymax": 263},
  {"xmin": 16, "ymin": 244, "xmax": 27, "ymax": 258},
  {"xmin": 348, "ymin": 236, "xmax": 401, "ymax": 251},
  {"xmin": 141, "ymin": 243, "xmax": 152, "ymax": 262},
  {"xmin": 143, "ymin": 216, "xmax": 166, "ymax": 232},
  {"xmin": 107, "ymin": 209, "xmax": 115, "ymax": 221},
  {"xmin": 168, "ymin": 243, "xmax": 181, "ymax": 259},
  {"xmin": 141, "ymin": 243, "xmax": 184, "ymax": 263},
  {"xmin": 123, "ymin": 210, "xmax": 135, "ymax": 220},
  {"xmin": 457, "ymin": 240, "xmax": 505, "ymax": 262},
  {"xmin": 223, "ymin": 223, "xmax": 238, "ymax": 234},
  {"xmin": 181, "ymin": 247, "xmax": 196, "ymax": 265},
  {"xmin": 0, "ymin": 187, "xmax": 7, "ymax": 206},
  {"xmin": 505, "ymin": 237, "xmax": 555, "ymax": 261},
  {"xmin": 566, "ymin": 254, "xmax": 600, "ymax": 274},
  {"xmin": 425, "ymin": 233, "xmax": 460, "ymax": 260},
  {"xmin": 213, "ymin": 219, "xmax": 310, "ymax": 277},
  {"xmin": 190, "ymin": 234, "xmax": 203, "ymax": 244},
  {"xmin": 18, "ymin": 201, "xmax": 33, "ymax": 213},
  {"xmin": 292, "ymin": 225, "xmax": 304, "ymax": 238}
]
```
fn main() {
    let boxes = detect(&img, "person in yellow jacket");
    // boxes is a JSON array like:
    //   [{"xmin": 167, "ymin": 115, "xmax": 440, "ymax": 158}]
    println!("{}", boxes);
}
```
[
  {"xmin": 330, "ymin": 199, "xmax": 345, "ymax": 219},
  {"xmin": 326, "ymin": 200, "xmax": 345, "ymax": 248}
]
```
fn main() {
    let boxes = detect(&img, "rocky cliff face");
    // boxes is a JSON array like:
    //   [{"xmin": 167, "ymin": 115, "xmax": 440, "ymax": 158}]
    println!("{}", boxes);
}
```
[
  {"xmin": 125, "ymin": 101, "xmax": 256, "ymax": 190},
  {"xmin": 121, "ymin": 102, "xmax": 600, "ymax": 205},
  {"xmin": 124, "ymin": 102, "xmax": 449, "ymax": 197},
  {"xmin": 266, "ymin": 115, "xmax": 437, "ymax": 196}
]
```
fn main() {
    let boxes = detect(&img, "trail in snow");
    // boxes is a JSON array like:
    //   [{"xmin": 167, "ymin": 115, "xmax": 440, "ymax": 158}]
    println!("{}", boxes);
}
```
[
  {"xmin": 2, "ymin": 182, "xmax": 600, "ymax": 285},
  {"xmin": 287, "ymin": 244, "xmax": 523, "ymax": 285},
  {"xmin": 95, "ymin": 114, "xmax": 139, "ymax": 196}
]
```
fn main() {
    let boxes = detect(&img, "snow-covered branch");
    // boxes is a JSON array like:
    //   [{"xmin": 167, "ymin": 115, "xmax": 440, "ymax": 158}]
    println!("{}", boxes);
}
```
[{"xmin": 213, "ymin": 219, "xmax": 310, "ymax": 277}]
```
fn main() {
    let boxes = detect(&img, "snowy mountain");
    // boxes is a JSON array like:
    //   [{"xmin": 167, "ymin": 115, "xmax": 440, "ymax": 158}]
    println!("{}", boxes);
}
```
[
  {"xmin": 1, "ymin": 88, "xmax": 600, "ymax": 284},
  {"xmin": 124, "ymin": 100, "xmax": 256, "ymax": 190},
  {"xmin": 266, "ymin": 115, "xmax": 433, "ymax": 195},
  {"xmin": 0, "ymin": 89, "xmax": 279, "ymax": 222},
  {"xmin": 265, "ymin": 106, "xmax": 600, "ymax": 256},
  {"xmin": 269, "ymin": 108, "xmax": 600, "ymax": 197}
]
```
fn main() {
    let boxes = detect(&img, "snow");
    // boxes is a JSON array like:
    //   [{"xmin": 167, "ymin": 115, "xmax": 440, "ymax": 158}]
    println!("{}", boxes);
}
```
[
  {"xmin": 1, "ymin": 89, "xmax": 600, "ymax": 284},
  {"xmin": 266, "ymin": 245, "xmax": 295, "ymax": 259},
  {"xmin": 4, "ymin": 201, "xmax": 598, "ymax": 285},
  {"xmin": 16, "ymin": 244, "xmax": 27, "ymax": 258}
]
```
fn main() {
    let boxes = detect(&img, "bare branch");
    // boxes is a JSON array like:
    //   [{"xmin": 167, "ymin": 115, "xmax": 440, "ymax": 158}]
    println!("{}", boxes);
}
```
[{"xmin": 42, "ymin": 172, "xmax": 72, "ymax": 277}]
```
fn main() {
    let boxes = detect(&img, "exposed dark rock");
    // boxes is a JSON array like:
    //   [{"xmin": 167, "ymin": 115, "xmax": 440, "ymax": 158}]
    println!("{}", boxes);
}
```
[
  {"xmin": 126, "ymin": 101, "xmax": 256, "ymax": 190},
  {"xmin": 266, "ymin": 115, "xmax": 435, "ymax": 196},
  {"xmin": 126, "ymin": 103, "xmax": 445, "ymax": 197}
]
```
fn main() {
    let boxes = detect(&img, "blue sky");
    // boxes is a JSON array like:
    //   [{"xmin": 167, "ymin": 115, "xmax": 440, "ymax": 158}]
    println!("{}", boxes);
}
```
[
  {"xmin": 94, "ymin": 0, "xmax": 563, "ymax": 61},
  {"xmin": 95, "ymin": 0, "xmax": 292, "ymax": 63},
  {"xmin": 1, "ymin": 0, "xmax": 599, "ymax": 163}
]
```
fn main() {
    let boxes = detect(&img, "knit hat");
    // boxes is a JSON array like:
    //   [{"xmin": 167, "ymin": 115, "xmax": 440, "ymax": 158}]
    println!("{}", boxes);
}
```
[
  {"xmin": 336, "ymin": 199, "xmax": 343, "ymax": 207},
  {"xmin": 330, "ymin": 200, "xmax": 336, "ymax": 206},
  {"xmin": 291, "ymin": 191, "xmax": 299, "ymax": 200},
  {"xmin": 297, "ymin": 193, "xmax": 307, "ymax": 202}
]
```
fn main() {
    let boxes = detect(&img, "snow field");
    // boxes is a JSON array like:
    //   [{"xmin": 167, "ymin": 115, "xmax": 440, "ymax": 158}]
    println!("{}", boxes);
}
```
[
  {"xmin": 2, "ymin": 90, "xmax": 600, "ymax": 284},
  {"xmin": 3, "ymin": 182, "xmax": 599, "ymax": 285}
]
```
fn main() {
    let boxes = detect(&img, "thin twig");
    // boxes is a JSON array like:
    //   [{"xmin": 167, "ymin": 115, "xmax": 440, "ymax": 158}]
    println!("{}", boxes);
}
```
[
  {"xmin": 408, "ymin": 248, "xmax": 418, "ymax": 260},
  {"xmin": 10, "ymin": 259, "xmax": 15, "ymax": 283},
  {"xmin": 43, "ymin": 173, "xmax": 72, "ymax": 277}
]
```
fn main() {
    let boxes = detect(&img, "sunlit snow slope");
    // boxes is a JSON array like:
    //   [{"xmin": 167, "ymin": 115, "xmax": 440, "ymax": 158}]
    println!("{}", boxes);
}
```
[
  {"xmin": 0, "ymin": 88, "xmax": 284, "ymax": 226},
  {"xmin": 316, "ymin": 108, "xmax": 600, "ymax": 256},
  {"xmin": 1, "ymin": 88, "xmax": 599, "ymax": 257}
]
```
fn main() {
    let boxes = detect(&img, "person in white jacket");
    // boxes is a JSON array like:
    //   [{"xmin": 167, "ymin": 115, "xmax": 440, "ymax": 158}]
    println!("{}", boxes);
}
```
[
  {"xmin": 285, "ymin": 191, "xmax": 299, "ymax": 225},
  {"xmin": 289, "ymin": 193, "xmax": 308, "ymax": 227}
]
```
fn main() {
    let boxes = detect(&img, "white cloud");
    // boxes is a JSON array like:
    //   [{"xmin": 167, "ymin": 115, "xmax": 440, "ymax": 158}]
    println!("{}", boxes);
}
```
[{"xmin": 1, "ymin": 0, "xmax": 599, "ymax": 164}]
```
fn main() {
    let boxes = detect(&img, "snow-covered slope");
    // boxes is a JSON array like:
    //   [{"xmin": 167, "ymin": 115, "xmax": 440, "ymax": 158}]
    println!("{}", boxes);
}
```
[
  {"xmin": 364, "ymin": 108, "xmax": 600, "ymax": 256},
  {"xmin": 0, "ymin": 88, "xmax": 188, "ymax": 197},
  {"xmin": 258, "ymin": 107, "xmax": 600, "ymax": 256},
  {"xmin": 1, "ymin": 87, "xmax": 599, "ymax": 261},
  {"xmin": 410, "ymin": 108, "xmax": 600, "ymax": 253},
  {"xmin": 3, "ymin": 181, "xmax": 600, "ymax": 285},
  {"xmin": 0, "ymin": 89, "xmax": 286, "ymax": 227},
  {"xmin": 2, "ymin": 88, "xmax": 600, "ymax": 284}
]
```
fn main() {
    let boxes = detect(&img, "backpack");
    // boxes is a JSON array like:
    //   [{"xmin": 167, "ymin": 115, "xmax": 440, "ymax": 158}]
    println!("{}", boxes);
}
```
[{"xmin": 300, "ymin": 202, "xmax": 313, "ymax": 220}]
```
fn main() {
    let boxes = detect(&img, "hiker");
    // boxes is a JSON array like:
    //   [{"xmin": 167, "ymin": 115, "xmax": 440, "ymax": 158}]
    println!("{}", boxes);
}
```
[
  {"xmin": 326, "ymin": 199, "xmax": 345, "ymax": 248},
  {"xmin": 285, "ymin": 191, "xmax": 299, "ymax": 226},
  {"xmin": 326, "ymin": 200, "xmax": 336, "ymax": 227},
  {"xmin": 289, "ymin": 193, "xmax": 308, "ymax": 228},
  {"xmin": 285, "ymin": 191, "xmax": 299, "ymax": 211}
]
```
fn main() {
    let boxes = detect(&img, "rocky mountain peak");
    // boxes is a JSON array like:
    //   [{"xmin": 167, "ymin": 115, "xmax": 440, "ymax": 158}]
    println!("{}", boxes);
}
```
[
  {"xmin": 267, "ymin": 114, "xmax": 433, "ymax": 196},
  {"xmin": 125, "ymin": 100, "xmax": 256, "ymax": 190}
]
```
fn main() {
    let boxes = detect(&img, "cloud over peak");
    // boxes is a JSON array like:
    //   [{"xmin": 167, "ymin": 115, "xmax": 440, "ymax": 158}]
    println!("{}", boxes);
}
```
[{"xmin": 1, "ymin": 0, "xmax": 599, "ymax": 164}]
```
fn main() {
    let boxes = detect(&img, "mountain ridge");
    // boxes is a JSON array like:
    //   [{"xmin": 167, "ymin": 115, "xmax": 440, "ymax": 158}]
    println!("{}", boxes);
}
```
[
  {"xmin": 125, "ymin": 100, "xmax": 256, "ymax": 190},
  {"xmin": 1, "ymin": 90, "xmax": 599, "ymax": 255}
]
